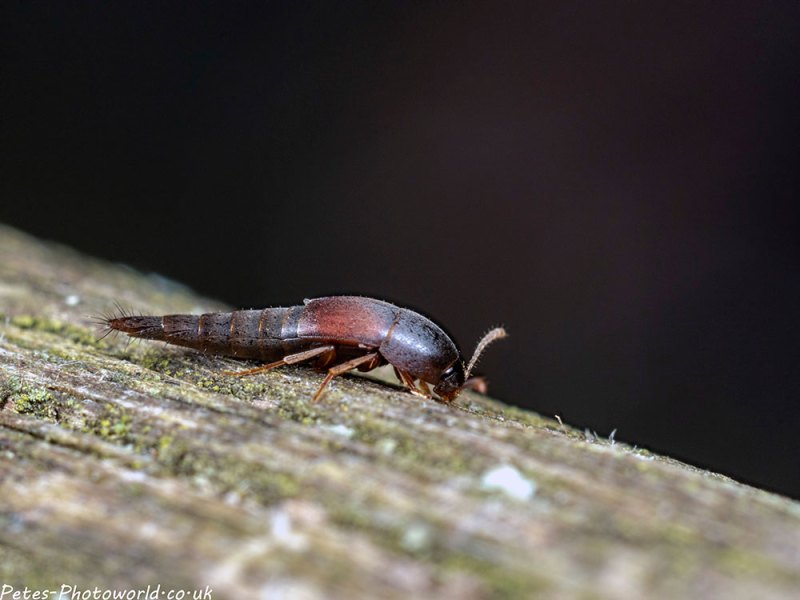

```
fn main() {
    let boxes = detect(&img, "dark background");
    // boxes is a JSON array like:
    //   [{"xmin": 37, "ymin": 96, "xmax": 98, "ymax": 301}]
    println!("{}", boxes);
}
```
[{"xmin": 2, "ymin": 3, "xmax": 799, "ymax": 497}]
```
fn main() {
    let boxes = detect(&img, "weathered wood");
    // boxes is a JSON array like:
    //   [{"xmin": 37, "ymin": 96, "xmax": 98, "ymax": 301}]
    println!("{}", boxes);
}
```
[{"xmin": 0, "ymin": 223, "xmax": 798, "ymax": 599}]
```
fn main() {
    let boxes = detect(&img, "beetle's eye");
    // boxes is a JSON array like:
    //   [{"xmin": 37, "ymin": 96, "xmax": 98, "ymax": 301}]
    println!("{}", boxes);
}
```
[{"xmin": 442, "ymin": 366, "xmax": 456, "ymax": 379}]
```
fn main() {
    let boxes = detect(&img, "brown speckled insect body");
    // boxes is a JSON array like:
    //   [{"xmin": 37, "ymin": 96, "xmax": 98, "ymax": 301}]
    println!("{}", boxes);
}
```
[{"xmin": 105, "ymin": 296, "xmax": 506, "ymax": 403}]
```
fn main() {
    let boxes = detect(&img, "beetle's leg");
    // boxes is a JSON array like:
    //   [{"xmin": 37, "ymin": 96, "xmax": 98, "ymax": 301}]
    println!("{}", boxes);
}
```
[
  {"xmin": 462, "ymin": 375, "xmax": 489, "ymax": 394},
  {"xmin": 394, "ymin": 368, "xmax": 433, "ymax": 399},
  {"xmin": 313, "ymin": 349, "xmax": 337, "ymax": 370},
  {"xmin": 312, "ymin": 352, "xmax": 380, "ymax": 402},
  {"xmin": 417, "ymin": 380, "xmax": 433, "ymax": 397},
  {"xmin": 396, "ymin": 369, "xmax": 422, "ymax": 395},
  {"xmin": 222, "ymin": 345, "xmax": 336, "ymax": 377}
]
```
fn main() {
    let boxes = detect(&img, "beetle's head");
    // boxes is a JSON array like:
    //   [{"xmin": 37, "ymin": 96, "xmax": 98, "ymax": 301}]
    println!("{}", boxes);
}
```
[
  {"xmin": 433, "ymin": 361, "xmax": 466, "ymax": 402},
  {"xmin": 433, "ymin": 327, "xmax": 508, "ymax": 402}
]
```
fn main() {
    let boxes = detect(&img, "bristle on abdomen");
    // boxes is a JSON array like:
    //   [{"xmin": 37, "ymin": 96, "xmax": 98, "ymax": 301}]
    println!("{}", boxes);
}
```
[
  {"xmin": 104, "ymin": 312, "xmax": 238, "ymax": 355},
  {"xmin": 107, "ymin": 316, "xmax": 167, "ymax": 340}
]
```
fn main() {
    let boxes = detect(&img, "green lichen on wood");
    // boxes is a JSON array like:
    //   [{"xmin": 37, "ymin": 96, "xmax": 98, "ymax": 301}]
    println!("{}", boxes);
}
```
[
  {"xmin": 2, "ymin": 376, "xmax": 59, "ymax": 421},
  {"xmin": 1, "ymin": 223, "xmax": 800, "ymax": 600},
  {"xmin": 10, "ymin": 314, "xmax": 104, "ymax": 347}
]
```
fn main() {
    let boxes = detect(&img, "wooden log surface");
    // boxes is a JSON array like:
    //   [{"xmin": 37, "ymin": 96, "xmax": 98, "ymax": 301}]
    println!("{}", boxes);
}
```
[{"xmin": 0, "ymin": 224, "xmax": 798, "ymax": 599}]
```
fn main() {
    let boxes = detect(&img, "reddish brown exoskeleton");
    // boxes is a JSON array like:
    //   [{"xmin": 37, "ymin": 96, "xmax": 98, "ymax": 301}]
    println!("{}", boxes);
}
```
[{"xmin": 104, "ymin": 296, "xmax": 506, "ymax": 403}]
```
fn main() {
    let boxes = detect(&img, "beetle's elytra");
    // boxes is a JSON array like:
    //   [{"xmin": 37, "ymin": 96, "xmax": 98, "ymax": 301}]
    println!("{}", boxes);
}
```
[{"xmin": 104, "ymin": 296, "xmax": 506, "ymax": 403}]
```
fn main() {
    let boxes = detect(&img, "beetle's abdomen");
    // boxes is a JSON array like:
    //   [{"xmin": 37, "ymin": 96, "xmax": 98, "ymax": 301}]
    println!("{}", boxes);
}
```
[{"xmin": 108, "ymin": 309, "xmax": 294, "ymax": 360}]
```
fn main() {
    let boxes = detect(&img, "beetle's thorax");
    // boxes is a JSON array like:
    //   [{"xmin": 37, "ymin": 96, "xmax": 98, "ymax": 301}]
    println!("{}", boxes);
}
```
[{"xmin": 379, "ymin": 307, "xmax": 460, "ymax": 383}]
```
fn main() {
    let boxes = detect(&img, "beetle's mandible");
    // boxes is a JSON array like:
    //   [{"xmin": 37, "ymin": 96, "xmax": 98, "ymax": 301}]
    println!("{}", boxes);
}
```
[{"xmin": 103, "ymin": 296, "xmax": 506, "ymax": 403}]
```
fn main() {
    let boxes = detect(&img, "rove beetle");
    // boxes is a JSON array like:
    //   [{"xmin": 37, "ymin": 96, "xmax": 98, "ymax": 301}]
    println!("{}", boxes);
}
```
[{"xmin": 104, "ymin": 296, "xmax": 506, "ymax": 403}]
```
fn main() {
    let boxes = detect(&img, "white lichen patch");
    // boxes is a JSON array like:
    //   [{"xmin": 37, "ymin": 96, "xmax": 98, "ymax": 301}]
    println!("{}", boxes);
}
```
[
  {"xmin": 480, "ymin": 464, "xmax": 537, "ymax": 501},
  {"xmin": 401, "ymin": 523, "xmax": 432, "ymax": 552},
  {"xmin": 375, "ymin": 438, "xmax": 398, "ymax": 455},
  {"xmin": 271, "ymin": 509, "xmax": 307, "ymax": 551},
  {"xmin": 321, "ymin": 423, "xmax": 355, "ymax": 438}
]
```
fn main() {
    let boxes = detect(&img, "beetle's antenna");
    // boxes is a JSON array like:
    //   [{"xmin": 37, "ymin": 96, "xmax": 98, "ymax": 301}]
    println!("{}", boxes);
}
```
[{"xmin": 465, "ymin": 327, "xmax": 508, "ymax": 380}]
